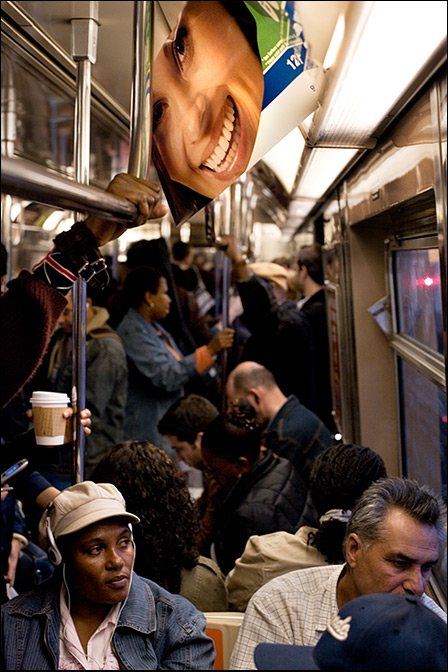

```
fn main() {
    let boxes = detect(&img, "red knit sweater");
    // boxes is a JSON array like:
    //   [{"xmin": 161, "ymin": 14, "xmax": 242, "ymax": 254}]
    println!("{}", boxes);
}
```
[{"xmin": 1, "ymin": 271, "xmax": 68, "ymax": 408}]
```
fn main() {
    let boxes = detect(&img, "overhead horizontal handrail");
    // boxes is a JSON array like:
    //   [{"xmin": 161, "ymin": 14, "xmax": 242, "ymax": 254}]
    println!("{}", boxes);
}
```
[{"xmin": 1, "ymin": 155, "xmax": 138, "ymax": 222}]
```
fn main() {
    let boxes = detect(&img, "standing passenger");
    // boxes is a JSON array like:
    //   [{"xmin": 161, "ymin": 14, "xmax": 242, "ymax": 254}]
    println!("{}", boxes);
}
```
[
  {"xmin": 158, "ymin": 394, "xmax": 224, "ymax": 556},
  {"xmin": 293, "ymin": 243, "xmax": 336, "ymax": 433},
  {"xmin": 218, "ymin": 234, "xmax": 319, "ymax": 416},
  {"xmin": 116, "ymin": 265, "xmax": 234, "ymax": 455},
  {"xmin": 227, "ymin": 361, "xmax": 334, "ymax": 486},
  {"xmin": 27, "ymin": 288, "xmax": 127, "ymax": 485},
  {"xmin": 171, "ymin": 241, "xmax": 215, "ymax": 319},
  {"xmin": 1, "ymin": 173, "xmax": 166, "ymax": 411}
]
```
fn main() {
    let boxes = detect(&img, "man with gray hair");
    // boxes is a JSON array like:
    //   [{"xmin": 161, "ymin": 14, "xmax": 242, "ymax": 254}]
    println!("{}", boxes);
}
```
[{"xmin": 229, "ymin": 477, "xmax": 447, "ymax": 670}]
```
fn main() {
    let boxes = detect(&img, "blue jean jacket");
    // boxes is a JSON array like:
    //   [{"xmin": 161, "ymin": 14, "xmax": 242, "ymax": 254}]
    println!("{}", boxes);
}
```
[
  {"xmin": 1, "ymin": 572, "xmax": 216, "ymax": 670},
  {"xmin": 117, "ymin": 308, "xmax": 199, "ymax": 454}
]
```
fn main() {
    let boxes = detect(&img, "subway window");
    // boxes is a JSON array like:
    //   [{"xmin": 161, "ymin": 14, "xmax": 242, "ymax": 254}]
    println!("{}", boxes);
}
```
[{"xmin": 389, "ymin": 232, "xmax": 446, "ymax": 603}]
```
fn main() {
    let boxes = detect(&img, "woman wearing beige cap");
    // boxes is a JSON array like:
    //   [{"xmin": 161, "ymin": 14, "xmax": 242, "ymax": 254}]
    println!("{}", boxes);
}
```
[{"xmin": 1, "ymin": 481, "xmax": 215, "ymax": 670}]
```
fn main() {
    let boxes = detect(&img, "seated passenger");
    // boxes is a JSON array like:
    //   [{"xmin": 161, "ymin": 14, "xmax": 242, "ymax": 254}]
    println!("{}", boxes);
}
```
[
  {"xmin": 227, "ymin": 361, "xmax": 334, "ymax": 487},
  {"xmin": 254, "ymin": 592, "xmax": 447, "ymax": 671},
  {"xmin": 91, "ymin": 440, "xmax": 228, "ymax": 612},
  {"xmin": 1, "ymin": 481, "xmax": 216, "ymax": 670},
  {"xmin": 157, "ymin": 393, "xmax": 224, "ymax": 557},
  {"xmin": 201, "ymin": 401, "xmax": 307, "ymax": 575},
  {"xmin": 226, "ymin": 443, "xmax": 387, "ymax": 611},
  {"xmin": 116, "ymin": 265, "xmax": 234, "ymax": 455},
  {"xmin": 229, "ymin": 477, "xmax": 447, "ymax": 670}
]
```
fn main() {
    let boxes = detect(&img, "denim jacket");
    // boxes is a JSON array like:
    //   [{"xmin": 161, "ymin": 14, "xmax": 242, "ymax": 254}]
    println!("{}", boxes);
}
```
[
  {"xmin": 1, "ymin": 572, "xmax": 216, "ymax": 670},
  {"xmin": 117, "ymin": 308, "xmax": 198, "ymax": 454}
]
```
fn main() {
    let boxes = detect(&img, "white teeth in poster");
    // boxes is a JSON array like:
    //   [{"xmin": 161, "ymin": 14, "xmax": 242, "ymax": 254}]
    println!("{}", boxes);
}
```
[{"xmin": 150, "ymin": 1, "xmax": 325, "ymax": 225}]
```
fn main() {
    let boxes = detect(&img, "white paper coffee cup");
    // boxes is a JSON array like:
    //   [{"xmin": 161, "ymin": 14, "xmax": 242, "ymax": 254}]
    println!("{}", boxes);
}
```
[{"xmin": 30, "ymin": 391, "xmax": 70, "ymax": 445}]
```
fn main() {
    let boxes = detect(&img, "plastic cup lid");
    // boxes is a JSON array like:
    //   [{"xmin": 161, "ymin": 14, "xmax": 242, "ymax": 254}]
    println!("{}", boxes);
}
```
[{"xmin": 30, "ymin": 391, "xmax": 70, "ymax": 404}]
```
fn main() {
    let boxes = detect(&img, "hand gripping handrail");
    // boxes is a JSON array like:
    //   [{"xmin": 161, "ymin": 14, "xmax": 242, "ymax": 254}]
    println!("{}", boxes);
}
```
[{"xmin": 1, "ymin": 155, "xmax": 138, "ymax": 223}]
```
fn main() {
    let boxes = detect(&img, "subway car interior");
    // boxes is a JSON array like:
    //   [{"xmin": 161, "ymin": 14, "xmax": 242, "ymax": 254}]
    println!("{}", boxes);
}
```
[{"xmin": 1, "ymin": 0, "xmax": 447, "ymax": 619}]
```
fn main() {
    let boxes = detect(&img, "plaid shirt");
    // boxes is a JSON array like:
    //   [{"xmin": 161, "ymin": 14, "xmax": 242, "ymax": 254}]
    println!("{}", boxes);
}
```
[
  {"xmin": 228, "ymin": 564, "xmax": 447, "ymax": 670},
  {"xmin": 229, "ymin": 565, "xmax": 342, "ymax": 670}
]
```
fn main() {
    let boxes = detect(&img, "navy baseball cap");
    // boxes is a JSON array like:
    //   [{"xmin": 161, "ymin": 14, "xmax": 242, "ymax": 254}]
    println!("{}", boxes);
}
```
[{"xmin": 254, "ymin": 593, "xmax": 447, "ymax": 670}]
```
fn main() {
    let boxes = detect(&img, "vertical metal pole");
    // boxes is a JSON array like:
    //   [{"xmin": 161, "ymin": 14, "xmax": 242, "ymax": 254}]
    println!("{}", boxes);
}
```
[
  {"xmin": 1, "ymin": 62, "xmax": 16, "ymax": 282},
  {"xmin": 232, "ymin": 181, "xmax": 242, "ymax": 244},
  {"xmin": 220, "ymin": 189, "xmax": 233, "ymax": 410},
  {"xmin": 1, "ymin": 63, "xmax": 16, "ymax": 159},
  {"xmin": 213, "ymin": 200, "xmax": 223, "ymax": 323},
  {"xmin": 70, "ymin": 1, "xmax": 99, "ymax": 483},
  {"xmin": 221, "ymin": 192, "xmax": 232, "ymax": 331},
  {"xmin": 128, "ymin": 1, "xmax": 154, "ymax": 178}
]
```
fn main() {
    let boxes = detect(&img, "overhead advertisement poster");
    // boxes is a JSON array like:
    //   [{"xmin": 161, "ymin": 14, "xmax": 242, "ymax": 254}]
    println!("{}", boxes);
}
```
[{"xmin": 151, "ymin": 1, "xmax": 324, "ymax": 225}]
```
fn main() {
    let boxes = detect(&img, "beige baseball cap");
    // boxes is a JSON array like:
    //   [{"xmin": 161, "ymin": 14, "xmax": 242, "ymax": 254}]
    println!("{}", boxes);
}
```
[
  {"xmin": 39, "ymin": 481, "xmax": 140, "ymax": 550},
  {"xmin": 248, "ymin": 262, "xmax": 289, "ymax": 291}
]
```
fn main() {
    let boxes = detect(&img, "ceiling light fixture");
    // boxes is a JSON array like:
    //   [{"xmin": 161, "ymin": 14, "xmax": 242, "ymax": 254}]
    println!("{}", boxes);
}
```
[
  {"xmin": 311, "ymin": 0, "xmax": 447, "ymax": 148},
  {"xmin": 323, "ymin": 13, "xmax": 345, "ymax": 70},
  {"xmin": 292, "ymin": 0, "xmax": 446, "ymax": 214}
]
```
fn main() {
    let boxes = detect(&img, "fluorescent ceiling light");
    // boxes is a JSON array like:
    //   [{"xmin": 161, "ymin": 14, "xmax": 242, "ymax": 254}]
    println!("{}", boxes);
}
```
[
  {"xmin": 180, "ymin": 221, "xmax": 191, "ymax": 243},
  {"xmin": 41, "ymin": 211, "xmax": 68, "ymax": 231},
  {"xmin": 314, "ymin": 0, "xmax": 447, "ymax": 146},
  {"xmin": 283, "ymin": 197, "xmax": 317, "ymax": 237},
  {"xmin": 262, "ymin": 127, "xmax": 305, "ymax": 193},
  {"xmin": 295, "ymin": 147, "xmax": 359, "ymax": 199},
  {"xmin": 323, "ymin": 13, "xmax": 345, "ymax": 70},
  {"xmin": 293, "ymin": 1, "xmax": 446, "ymax": 205},
  {"xmin": 54, "ymin": 217, "xmax": 75, "ymax": 234},
  {"xmin": 288, "ymin": 198, "xmax": 316, "ymax": 219}
]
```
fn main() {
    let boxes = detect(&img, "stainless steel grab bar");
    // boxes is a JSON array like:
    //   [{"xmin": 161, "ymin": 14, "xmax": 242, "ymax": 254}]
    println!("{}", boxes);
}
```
[
  {"xmin": 128, "ymin": 1, "xmax": 154, "ymax": 178},
  {"xmin": 1, "ymin": 155, "xmax": 138, "ymax": 223}
]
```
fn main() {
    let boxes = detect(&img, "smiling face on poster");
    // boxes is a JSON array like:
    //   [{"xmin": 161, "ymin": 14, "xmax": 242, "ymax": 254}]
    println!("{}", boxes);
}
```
[{"xmin": 151, "ymin": 1, "xmax": 325, "ymax": 225}]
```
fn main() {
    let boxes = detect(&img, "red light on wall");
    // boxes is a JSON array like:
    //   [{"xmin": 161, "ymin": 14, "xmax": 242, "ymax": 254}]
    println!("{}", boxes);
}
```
[{"xmin": 415, "ymin": 276, "xmax": 438, "ymax": 287}]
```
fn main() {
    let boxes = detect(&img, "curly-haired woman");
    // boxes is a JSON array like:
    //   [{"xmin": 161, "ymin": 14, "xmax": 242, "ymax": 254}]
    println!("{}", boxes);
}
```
[{"xmin": 91, "ymin": 440, "xmax": 228, "ymax": 611}]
